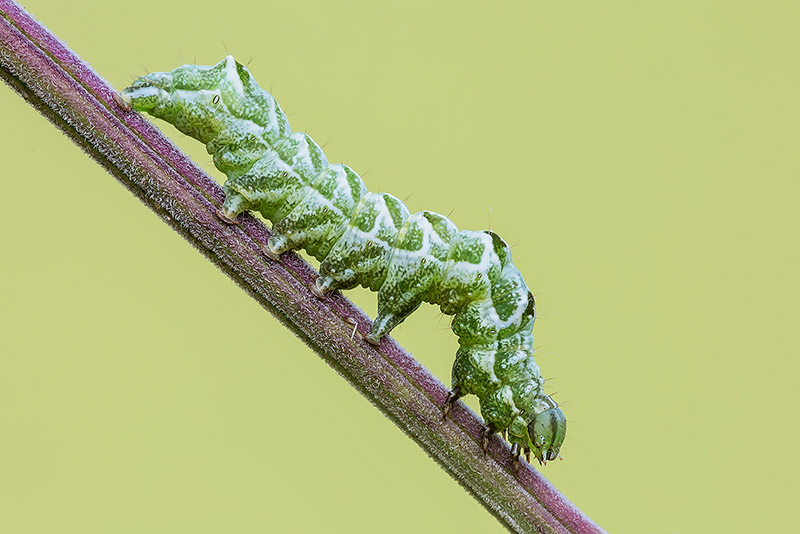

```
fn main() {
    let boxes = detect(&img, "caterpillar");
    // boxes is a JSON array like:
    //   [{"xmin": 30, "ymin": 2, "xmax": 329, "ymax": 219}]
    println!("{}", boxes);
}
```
[{"xmin": 118, "ymin": 56, "xmax": 566, "ymax": 467}]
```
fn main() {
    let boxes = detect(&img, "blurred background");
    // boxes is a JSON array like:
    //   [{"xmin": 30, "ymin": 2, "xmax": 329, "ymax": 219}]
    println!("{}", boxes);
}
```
[{"xmin": 2, "ymin": 1, "xmax": 798, "ymax": 532}]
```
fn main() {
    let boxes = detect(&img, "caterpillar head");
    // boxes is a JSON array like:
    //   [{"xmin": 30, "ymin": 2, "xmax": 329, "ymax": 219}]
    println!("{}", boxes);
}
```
[{"xmin": 527, "ymin": 396, "xmax": 566, "ymax": 465}]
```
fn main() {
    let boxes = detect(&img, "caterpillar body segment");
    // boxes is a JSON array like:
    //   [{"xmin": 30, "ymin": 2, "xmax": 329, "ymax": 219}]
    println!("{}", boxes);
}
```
[{"xmin": 120, "ymin": 56, "xmax": 566, "ymax": 465}]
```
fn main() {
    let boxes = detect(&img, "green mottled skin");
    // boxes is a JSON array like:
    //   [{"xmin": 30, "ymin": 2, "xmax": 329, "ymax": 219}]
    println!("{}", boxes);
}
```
[{"xmin": 121, "ymin": 57, "xmax": 566, "ymax": 463}]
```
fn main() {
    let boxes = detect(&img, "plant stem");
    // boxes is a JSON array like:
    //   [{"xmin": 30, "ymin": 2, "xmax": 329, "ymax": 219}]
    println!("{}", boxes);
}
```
[{"xmin": 0, "ymin": 2, "xmax": 605, "ymax": 532}]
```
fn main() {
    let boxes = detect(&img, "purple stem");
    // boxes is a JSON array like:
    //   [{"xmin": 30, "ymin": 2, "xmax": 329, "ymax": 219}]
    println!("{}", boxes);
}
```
[{"xmin": 0, "ymin": 2, "xmax": 605, "ymax": 533}]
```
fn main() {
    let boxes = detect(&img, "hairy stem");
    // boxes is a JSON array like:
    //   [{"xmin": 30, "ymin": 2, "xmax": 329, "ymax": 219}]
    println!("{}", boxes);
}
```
[{"xmin": 0, "ymin": 2, "xmax": 604, "ymax": 532}]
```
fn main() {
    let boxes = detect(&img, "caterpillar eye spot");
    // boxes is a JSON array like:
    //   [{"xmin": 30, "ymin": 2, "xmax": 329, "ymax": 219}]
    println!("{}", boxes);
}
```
[{"xmin": 124, "ymin": 57, "xmax": 567, "ymax": 467}]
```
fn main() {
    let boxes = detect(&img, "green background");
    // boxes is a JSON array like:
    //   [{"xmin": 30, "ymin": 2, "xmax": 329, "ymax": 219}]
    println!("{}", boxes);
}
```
[{"xmin": 2, "ymin": 1, "xmax": 798, "ymax": 532}]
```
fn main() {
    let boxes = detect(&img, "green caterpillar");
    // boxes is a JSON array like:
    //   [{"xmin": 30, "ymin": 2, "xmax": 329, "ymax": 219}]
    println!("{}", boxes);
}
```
[{"xmin": 119, "ymin": 56, "xmax": 566, "ymax": 466}]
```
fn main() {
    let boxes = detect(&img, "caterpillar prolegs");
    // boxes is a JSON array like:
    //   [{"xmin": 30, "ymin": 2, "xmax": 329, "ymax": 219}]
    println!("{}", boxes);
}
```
[{"xmin": 119, "ymin": 56, "xmax": 566, "ymax": 466}]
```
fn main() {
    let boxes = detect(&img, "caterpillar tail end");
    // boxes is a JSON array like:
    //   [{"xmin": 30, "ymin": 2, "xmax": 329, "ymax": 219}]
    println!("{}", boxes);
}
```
[{"xmin": 113, "ymin": 91, "xmax": 132, "ymax": 112}]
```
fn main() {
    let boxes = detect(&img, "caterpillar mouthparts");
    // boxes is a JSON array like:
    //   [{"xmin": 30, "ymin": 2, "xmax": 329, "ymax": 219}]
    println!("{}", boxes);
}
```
[{"xmin": 120, "ymin": 56, "xmax": 566, "ymax": 468}]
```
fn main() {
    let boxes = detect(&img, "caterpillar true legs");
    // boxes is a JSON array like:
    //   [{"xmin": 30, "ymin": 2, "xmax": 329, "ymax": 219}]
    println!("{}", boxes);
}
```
[{"xmin": 119, "ymin": 56, "xmax": 566, "ymax": 467}]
